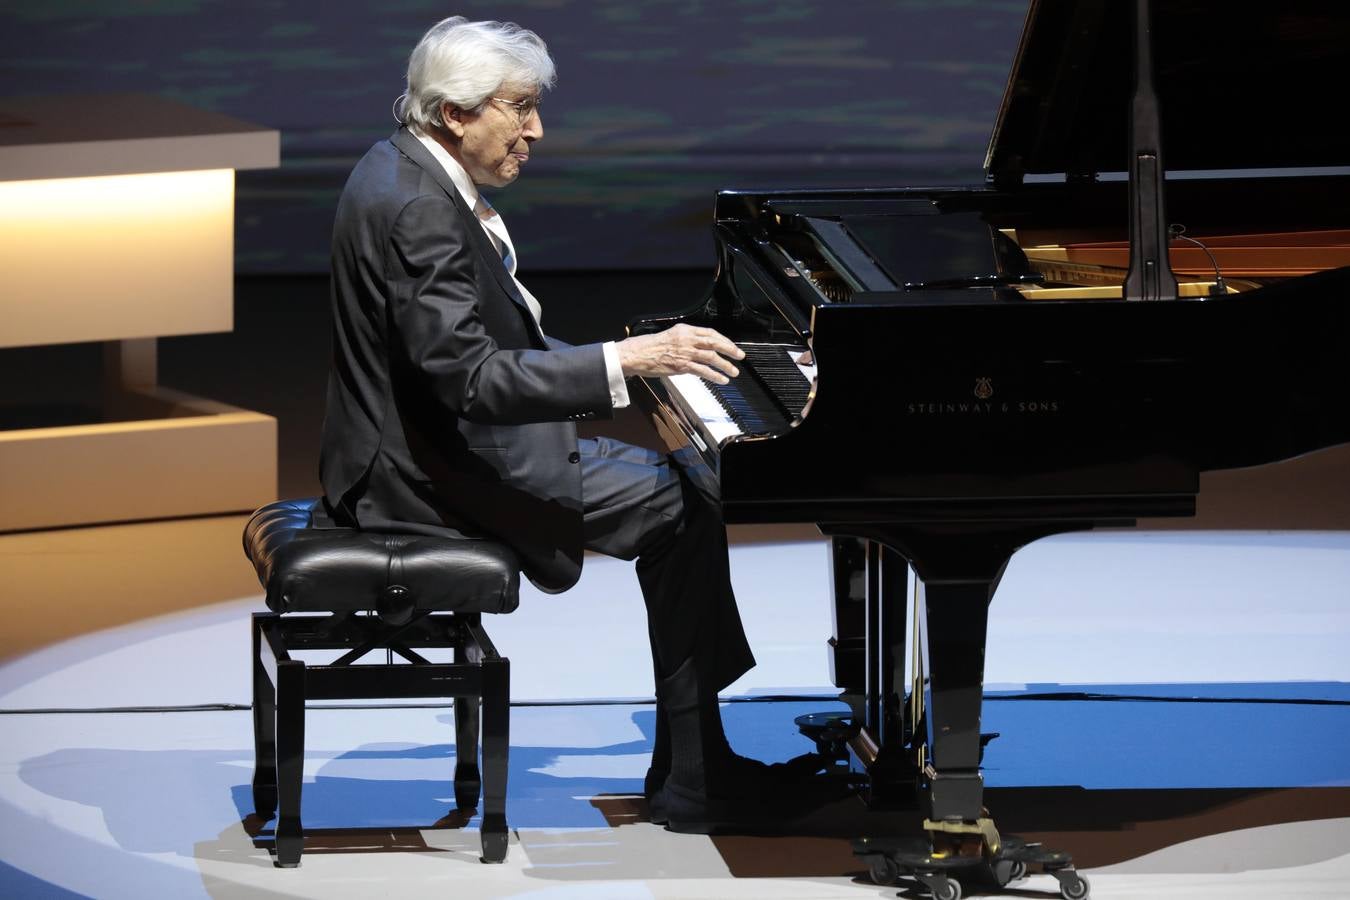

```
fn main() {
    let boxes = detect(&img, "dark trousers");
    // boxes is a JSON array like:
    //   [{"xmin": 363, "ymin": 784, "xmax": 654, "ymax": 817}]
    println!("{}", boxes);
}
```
[{"xmin": 577, "ymin": 437, "xmax": 755, "ymax": 691}]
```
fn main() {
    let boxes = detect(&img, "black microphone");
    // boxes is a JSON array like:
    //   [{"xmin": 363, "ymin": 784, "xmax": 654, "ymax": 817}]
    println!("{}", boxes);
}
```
[{"xmin": 1168, "ymin": 223, "xmax": 1227, "ymax": 296}]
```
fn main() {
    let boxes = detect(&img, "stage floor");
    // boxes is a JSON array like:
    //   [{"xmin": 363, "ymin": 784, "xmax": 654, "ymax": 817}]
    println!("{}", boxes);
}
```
[{"xmin": 2, "ymin": 518, "xmax": 1348, "ymax": 898}]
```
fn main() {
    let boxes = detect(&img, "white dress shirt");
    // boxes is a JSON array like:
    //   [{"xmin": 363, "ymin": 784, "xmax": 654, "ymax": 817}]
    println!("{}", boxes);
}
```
[{"xmin": 412, "ymin": 129, "xmax": 629, "ymax": 409}]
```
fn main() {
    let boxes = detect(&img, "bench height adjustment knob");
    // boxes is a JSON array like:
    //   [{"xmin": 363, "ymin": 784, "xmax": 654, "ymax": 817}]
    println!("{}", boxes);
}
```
[{"xmin": 377, "ymin": 584, "xmax": 414, "ymax": 625}]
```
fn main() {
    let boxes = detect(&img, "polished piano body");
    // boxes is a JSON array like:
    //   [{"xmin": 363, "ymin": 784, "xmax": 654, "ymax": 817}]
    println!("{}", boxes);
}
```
[
  {"xmin": 631, "ymin": 0, "xmax": 1349, "ymax": 888},
  {"xmin": 641, "ymin": 178, "xmax": 1350, "ymax": 520}
]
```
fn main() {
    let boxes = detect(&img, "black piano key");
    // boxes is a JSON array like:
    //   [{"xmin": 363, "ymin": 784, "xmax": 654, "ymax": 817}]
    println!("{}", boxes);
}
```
[
  {"xmin": 702, "ymin": 343, "xmax": 813, "ymax": 435},
  {"xmin": 740, "ymin": 344, "xmax": 813, "ymax": 417}
]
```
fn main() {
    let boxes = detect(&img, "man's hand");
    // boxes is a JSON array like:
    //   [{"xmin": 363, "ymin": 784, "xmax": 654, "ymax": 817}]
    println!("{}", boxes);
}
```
[{"xmin": 616, "ymin": 324, "xmax": 745, "ymax": 385}]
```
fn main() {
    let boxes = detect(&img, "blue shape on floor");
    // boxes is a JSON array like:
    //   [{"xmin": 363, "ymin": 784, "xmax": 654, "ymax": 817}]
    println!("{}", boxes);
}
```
[
  {"xmin": 0, "ymin": 861, "xmax": 92, "ymax": 900},
  {"xmin": 228, "ymin": 701, "xmax": 853, "ymax": 832},
  {"xmin": 19, "ymin": 685, "xmax": 1342, "ymax": 861},
  {"xmin": 986, "ymin": 700, "xmax": 1350, "ymax": 789},
  {"xmin": 719, "ymin": 686, "xmax": 1350, "ymax": 792},
  {"xmin": 980, "ymin": 684, "xmax": 1350, "ymax": 789},
  {"xmin": 221, "ymin": 688, "xmax": 1350, "ymax": 830}
]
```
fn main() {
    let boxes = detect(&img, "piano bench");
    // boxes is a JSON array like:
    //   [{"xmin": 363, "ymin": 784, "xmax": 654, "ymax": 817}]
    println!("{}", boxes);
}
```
[{"xmin": 241, "ymin": 498, "xmax": 519, "ymax": 867}]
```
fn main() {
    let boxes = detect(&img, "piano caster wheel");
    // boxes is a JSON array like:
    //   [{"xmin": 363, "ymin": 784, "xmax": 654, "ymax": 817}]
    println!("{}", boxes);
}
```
[
  {"xmin": 857, "ymin": 833, "xmax": 1076, "ymax": 899},
  {"xmin": 1054, "ymin": 870, "xmax": 1090, "ymax": 900},
  {"xmin": 916, "ymin": 872, "xmax": 961, "ymax": 900},
  {"xmin": 863, "ymin": 853, "xmax": 899, "ymax": 885},
  {"xmin": 990, "ymin": 858, "xmax": 1025, "ymax": 887}
]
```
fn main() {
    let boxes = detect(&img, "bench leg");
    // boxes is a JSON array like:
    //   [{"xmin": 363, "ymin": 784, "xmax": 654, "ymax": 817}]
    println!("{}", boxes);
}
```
[
  {"xmin": 479, "ymin": 656, "xmax": 510, "ymax": 863},
  {"xmin": 454, "ymin": 694, "xmax": 482, "ymax": 810},
  {"xmin": 453, "ymin": 637, "xmax": 482, "ymax": 811},
  {"xmin": 251, "ymin": 616, "xmax": 278, "ymax": 818},
  {"xmin": 274, "ymin": 659, "xmax": 306, "ymax": 867}
]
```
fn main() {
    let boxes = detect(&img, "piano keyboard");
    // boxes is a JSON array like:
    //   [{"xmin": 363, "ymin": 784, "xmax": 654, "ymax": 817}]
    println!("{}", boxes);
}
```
[{"xmin": 665, "ymin": 343, "xmax": 816, "ymax": 447}]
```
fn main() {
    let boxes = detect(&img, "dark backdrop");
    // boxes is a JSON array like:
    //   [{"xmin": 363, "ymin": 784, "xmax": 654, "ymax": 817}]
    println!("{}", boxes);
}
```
[
  {"xmin": 0, "ymin": 0, "xmax": 1025, "ymax": 273},
  {"xmin": 3, "ymin": 1, "xmax": 1348, "ymax": 526},
  {"xmin": 0, "ymin": 1, "xmax": 1026, "ymax": 497}
]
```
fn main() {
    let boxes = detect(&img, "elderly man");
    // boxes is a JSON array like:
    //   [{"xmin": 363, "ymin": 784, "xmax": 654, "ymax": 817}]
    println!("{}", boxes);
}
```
[{"xmin": 320, "ymin": 17, "xmax": 832, "ymax": 832}]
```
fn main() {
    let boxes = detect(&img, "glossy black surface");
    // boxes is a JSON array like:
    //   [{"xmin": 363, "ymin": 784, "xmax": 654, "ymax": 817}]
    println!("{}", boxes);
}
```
[
  {"xmin": 245, "ymin": 499, "xmax": 513, "ymax": 865},
  {"xmin": 636, "ymin": 179, "xmax": 1350, "ymax": 528},
  {"xmin": 631, "ymin": 0, "xmax": 1350, "ymax": 834},
  {"xmin": 987, "ymin": 0, "xmax": 1350, "ymax": 181},
  {"xmin": 632, "ymin": 181, "xmax": 1350, "ymax": 827}
]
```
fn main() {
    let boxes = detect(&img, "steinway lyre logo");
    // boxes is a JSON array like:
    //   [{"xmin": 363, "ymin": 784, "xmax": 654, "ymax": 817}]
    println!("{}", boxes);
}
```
[{"xmin": 907, "ymin": 375, "xmax": 1058, "ymax": 416}]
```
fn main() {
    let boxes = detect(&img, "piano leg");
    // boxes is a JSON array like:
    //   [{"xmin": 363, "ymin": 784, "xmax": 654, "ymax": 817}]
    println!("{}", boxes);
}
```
[
  {"xmin": 836, "ymin": 523, "xmax": 1091, "ymax": 898},
  {"xmin": 922, "ymin": 574, "xmax": 993, "ymax": 824},
  {"xmin": 847, "ymin": 523, "xmax": 1062, "ymax": 825}
]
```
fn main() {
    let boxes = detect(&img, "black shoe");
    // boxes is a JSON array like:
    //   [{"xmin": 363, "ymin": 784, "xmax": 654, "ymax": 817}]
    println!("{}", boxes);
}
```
[
  {"xmin": 657, "ymin": 754, "xmax": 856, "ymax": 834},
  {"xmin": 652, "ymin": 655, "xmax": 858, "ymax": 831},
  {"xmin": 647, "ymin": 752, "xmax": 833, "ymax": 825},
  {"xmin": 645, "ymin": 765, "xmax": 670, "ymax": 824}
]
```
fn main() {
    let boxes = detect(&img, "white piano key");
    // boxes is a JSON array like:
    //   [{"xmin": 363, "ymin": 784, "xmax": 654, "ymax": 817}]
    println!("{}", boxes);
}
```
[
  {"xmin": 666, "ymin": 372, "xmax": 742, "ymax": 445},
  {"xmin": 790, "ymin": 349, "xmax": 818, "ymax": 385}
]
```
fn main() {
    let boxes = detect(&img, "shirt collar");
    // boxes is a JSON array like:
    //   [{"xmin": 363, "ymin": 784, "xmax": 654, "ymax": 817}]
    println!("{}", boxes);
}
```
[{"xmin": 411, "ymin": 127, "xmax": 481, "ymax": 211}]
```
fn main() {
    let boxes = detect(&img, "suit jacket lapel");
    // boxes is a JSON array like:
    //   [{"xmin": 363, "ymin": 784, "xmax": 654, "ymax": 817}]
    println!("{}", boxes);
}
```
[{"xmin": 389, "ymin": 128, "xmax": 545, "ymax": 345}]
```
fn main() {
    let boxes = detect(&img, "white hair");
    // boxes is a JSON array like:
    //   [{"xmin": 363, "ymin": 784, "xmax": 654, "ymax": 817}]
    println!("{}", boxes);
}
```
[{"xmin": 400, "ymin": 17, "xmax": 556, "ymax": 131}]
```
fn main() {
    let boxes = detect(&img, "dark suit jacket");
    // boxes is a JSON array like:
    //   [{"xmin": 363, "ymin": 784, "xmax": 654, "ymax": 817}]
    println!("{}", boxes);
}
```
[{"xmin": 319, "ymin": 127, "xmax": 613, "ymax": 593}]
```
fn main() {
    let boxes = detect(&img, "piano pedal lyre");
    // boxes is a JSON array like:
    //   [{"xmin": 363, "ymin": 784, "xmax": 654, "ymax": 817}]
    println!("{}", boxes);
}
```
[{"xmin": 793, "ymin": 710, "xmax": 857, "ymax": 769}]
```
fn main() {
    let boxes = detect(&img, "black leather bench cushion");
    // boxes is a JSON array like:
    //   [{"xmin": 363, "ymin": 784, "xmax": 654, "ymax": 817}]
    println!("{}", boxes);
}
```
[{"xmin": 243, "ymin": 498, "xmax": 520, "ymax": 615}]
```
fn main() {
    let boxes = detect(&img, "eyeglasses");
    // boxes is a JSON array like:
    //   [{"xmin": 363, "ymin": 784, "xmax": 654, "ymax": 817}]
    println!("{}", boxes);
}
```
[{"xmin": 488, "ymin": 95, "xmax": 542, "ymax": 125}]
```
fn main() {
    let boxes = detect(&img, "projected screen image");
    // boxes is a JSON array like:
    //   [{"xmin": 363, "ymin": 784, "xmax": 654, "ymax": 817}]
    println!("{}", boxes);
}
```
[{"xmin": 1, "ymin": 1, "xmax": 1022, "ymax": 271}]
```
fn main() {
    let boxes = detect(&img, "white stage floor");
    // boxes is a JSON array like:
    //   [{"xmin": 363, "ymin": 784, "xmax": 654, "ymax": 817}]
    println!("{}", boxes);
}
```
[
  {"xmin": 2, "ymin": 528, "xmax": 1348, "ymax": 899},
  {"xmin": 4, "ymin": 530, "xmax": 1348, "ymax": 710}
]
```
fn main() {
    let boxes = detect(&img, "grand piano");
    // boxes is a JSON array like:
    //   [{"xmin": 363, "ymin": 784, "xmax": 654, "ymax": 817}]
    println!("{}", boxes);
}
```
[{"xmin": 630, "ymin": 1, "xmax": 1349, "ymax": 897}]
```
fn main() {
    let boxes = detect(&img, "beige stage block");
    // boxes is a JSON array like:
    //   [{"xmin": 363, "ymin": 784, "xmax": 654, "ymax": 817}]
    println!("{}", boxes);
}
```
[
  {"xmin": 0, "ymin": 388, "xmax": 276, "ymax": 533},
  {"xmin": 0, "ymin": 93, "xmax": 279, "ymax": 349},
  {"xmin": 0, "ymin": 168, "xmax": 235, "ymax": 348},
  {"xmin": 0, "ymin": 94, "xmax": 280, "ymax": 531},
  {"xmin": 0, "ymin": 93, "xmax": 279, "ymax": 182},
  {"xmin": 0, "ymin": 513, "xmax": 260, "ymax": 661}
]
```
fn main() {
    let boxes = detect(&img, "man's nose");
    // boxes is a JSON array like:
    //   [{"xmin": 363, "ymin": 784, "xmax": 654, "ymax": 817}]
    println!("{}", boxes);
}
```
[{"xmin": 522, "ymin": 109, "xmax": 543, "ymax": 141}]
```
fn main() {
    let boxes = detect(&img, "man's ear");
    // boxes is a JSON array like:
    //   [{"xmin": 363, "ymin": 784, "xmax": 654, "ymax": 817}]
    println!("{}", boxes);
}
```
[
  {"xmin": 441, "ymin": 102, "xmax": 467, "ymax": 138},
  {"xmin": 445, "ymin": 103, "xmax": 472, "ymax": 138}
]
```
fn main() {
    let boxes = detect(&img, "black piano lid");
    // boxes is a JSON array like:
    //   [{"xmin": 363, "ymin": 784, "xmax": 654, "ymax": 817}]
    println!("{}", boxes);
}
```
[{"xmin": 984, "ymin": 0, "xmax": 1350, "ymax": 184}]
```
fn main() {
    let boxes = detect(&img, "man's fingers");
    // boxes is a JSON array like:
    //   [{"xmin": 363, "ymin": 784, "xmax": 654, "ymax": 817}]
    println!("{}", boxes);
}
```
[
  {"xmin": 710, "ymin": 358, "xmax": 740, "ymax": 379},
  {"xmin": 688, "ymin": 362, "xmax": 730, "ymax": 385},
  {"xmin": 688, "ymin": 326, "xmax": 744, "ymax": 359},
  {"xmin": 708, "ymin": 335, "xmax": 745, "ymax": 360},
  {"xmin": 716, "ymin": 341, "xmax": 745, "ymax": 361},
  {"xmin": 651, "ymin": 325, "xmax": 743, "ymax": 381},
  {"xmin": 695, "ymin": 349, "xmax": 739, "ymax": 379}
]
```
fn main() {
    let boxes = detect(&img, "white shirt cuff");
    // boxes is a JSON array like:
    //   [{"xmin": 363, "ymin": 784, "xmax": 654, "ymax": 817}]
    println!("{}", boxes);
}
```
[{"xmin": 602, "ymin": 341, "xmax": 630, "ymax": 409}]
